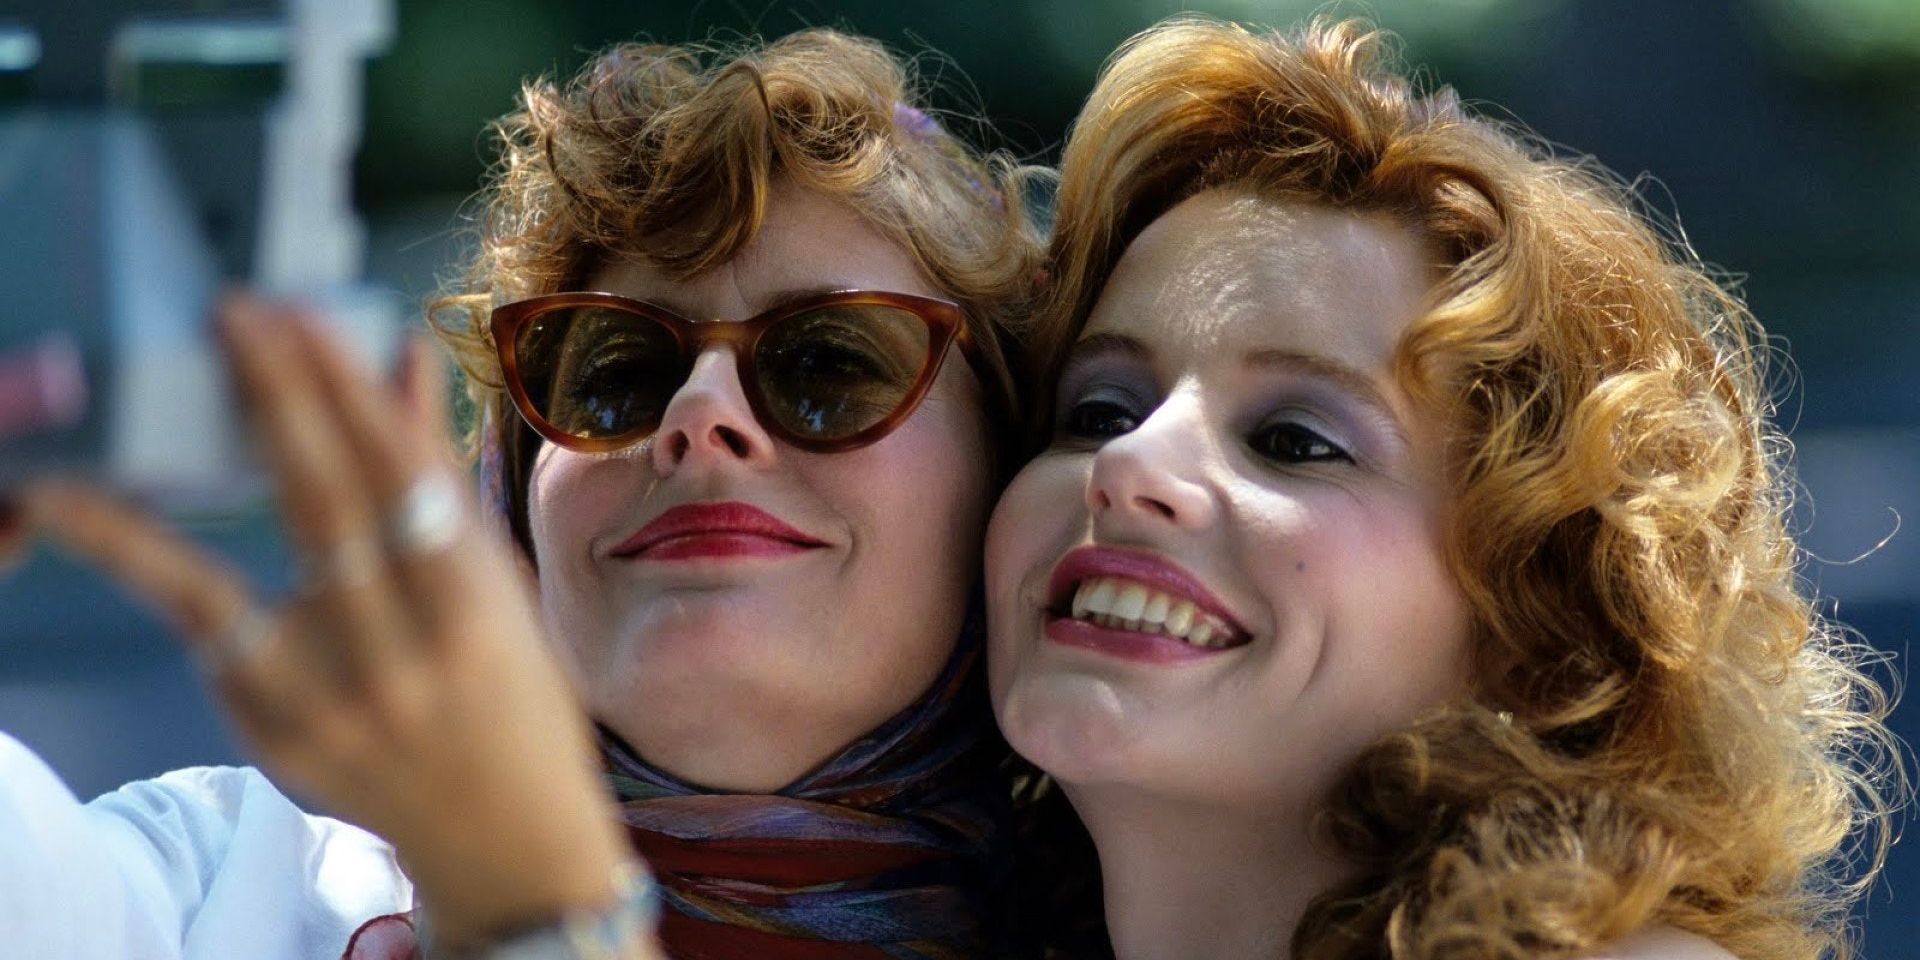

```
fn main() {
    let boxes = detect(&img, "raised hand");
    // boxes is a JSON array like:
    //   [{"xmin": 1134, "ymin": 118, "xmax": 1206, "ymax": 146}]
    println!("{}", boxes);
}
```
[{"xmin": 15, "ymin": 295, "xmax": 653, "ymax": 954}]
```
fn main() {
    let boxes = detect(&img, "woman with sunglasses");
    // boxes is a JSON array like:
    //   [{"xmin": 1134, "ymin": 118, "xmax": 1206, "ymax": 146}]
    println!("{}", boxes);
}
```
[
  {"xmin": 0, "ymin": 30, "xmax": 1073, "ymax": 960},
  {"xmin": 986, "ymin": 16, "xmax": 1895, "ymax": 960}
]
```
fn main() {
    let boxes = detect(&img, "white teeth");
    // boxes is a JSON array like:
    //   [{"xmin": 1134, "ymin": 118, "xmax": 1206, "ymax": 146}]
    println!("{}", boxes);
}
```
[
  {"xmin": 1142, "ymin": 592, "xmax": 1171, "ymax": 625},
  {"xmin": 1187, "ymin": 621, "xmax": 1215, "ymax": 648},
  {"xmin": 1084, "ymin": 580, "xmax": 1117, "ymax": 617},
  {"xmin": 1165, "ymin": 600, "xmax": 1195, "ymax": 636},
  {"xmin": 1065, "ymin": 577, "xmax": 1239, "ymax": 649},
  {"xmin": 1071, "ymin": 586, "xmax": 1093, "ymax": 620}
]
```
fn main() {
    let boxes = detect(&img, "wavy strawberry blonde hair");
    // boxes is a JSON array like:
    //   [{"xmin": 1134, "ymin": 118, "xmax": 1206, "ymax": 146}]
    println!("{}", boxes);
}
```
[
  {"xmin": 427, "ymin": 29, "xmax": 1045, "ymax": 554},
  {"xmin": 1033, "ymin": 17, "xmax": 1898, "ymax": 960}
]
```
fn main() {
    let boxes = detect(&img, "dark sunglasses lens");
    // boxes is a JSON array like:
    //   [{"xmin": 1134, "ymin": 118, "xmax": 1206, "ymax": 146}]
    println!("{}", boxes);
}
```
[
  {"xmin": 513, "ymin": 305, "xmax": 683, "ymax": 441},
  {"xmin": 755, "ymin": 303, "xmax": 933, "ymax": 441}
]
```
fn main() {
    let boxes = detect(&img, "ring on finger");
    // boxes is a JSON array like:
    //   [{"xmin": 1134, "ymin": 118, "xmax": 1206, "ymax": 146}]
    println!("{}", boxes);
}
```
[
  {"xmin": 206, "ymin": 603, "xmax": 278, "ymax": 672},
  {"xmin": 384, "ymin": 472, "xmax": 463, "ymax": 556}
]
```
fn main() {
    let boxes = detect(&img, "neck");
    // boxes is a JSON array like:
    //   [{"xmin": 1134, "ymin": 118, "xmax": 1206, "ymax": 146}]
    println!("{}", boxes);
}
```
[{"xmin": 1066, "ymin": 782, "xmax": 1349, "ymax": 960}]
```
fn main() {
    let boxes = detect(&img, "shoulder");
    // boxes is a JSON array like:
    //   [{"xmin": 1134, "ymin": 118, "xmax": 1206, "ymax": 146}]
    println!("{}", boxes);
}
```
[
  {"xmin": 1581, "ymin": 926, "xmax": 1739, "ymax": 960},
  {"xmin": 0, "ymin": 733, "xmax": 410, "ymax": 954},
  {"xmin": 0, "ymin": 730, "xmax": 282, "ymax": 830},
  {"xmin": 90, "ymin": 760, "xmax": 324, "ymax": 861},
  {"xmin": 93, "ymin": 762, "xmax": 410, "ymax": 905},
  {"xmin": 3, "ymin": 730, "xmax": 403, "ymax": 892}
]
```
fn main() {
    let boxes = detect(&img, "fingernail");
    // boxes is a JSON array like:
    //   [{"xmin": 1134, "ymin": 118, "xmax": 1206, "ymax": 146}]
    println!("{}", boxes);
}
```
[
  {"xmin": 0, "ymin": 499, "xmax": 30, "ymax": 575},
  {"xmin": 216, "ymin": 290, "xmax": 249, "ymax": 318},
  {"xmin": 213, "ymin": 293, "xmax": 248, "ymax": 339},
  {"xmin": 393, "ymin": 334, "xmax": 424, "ymax": 386},
  {"xmin": 220, "ymin": 290, "xmax": 277, "ymax": 330},
  {"xmin": 16, "ymin": 481, "xmax": 74, "ymax": 526}
]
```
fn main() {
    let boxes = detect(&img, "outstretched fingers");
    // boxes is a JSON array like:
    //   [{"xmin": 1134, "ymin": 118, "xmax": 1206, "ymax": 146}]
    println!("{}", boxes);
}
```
[
  {"xmin": 215, "ymin": 296, "xmax": 417, "ymax": 676},
  {"xmin": 20, "ymin": 483, "xmax": 304, "ymax": 729},
  {"xmin": 272, "ymin": 309, "xmax": 496, "ymax": 655},
  {"xmin": 395, "ymin": 332, "xmax": 459, "ymax": 471}
]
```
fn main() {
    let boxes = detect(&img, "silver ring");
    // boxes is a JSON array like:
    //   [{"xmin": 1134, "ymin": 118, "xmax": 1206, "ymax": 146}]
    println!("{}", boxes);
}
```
[
  {"xmin": 385, "ymin": 472, "xmax": 463, "ymax": 556},
  {"xmin": 209, "ymin": 604, "xmax": 277, "ymax": 671}
]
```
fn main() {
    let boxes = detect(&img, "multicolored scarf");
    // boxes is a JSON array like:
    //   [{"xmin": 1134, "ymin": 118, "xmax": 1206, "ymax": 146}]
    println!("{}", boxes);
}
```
[
  {"xmin": 343, "ymin": 625, "xmax": 1008, "ymax": 960},
  {"xmin": 606, "ymin": 623, "xmax": 1009, "ymax": 959}
]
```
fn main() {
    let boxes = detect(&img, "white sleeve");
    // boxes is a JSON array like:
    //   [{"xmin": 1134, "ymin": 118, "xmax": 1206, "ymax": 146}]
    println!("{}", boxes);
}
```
[{"xmin": 0, "ymin": 732, "xmax": 413, "ymax": 960}]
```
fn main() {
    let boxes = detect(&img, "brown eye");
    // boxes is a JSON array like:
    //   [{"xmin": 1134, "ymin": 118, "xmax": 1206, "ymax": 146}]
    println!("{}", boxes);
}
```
[
  {"xmin": 755, "ymin": 304, "xmax": 930, "ymax": 440},
  {"xmin": 1062, "ymin": 398, "xmax": 1141, "ymax": 439},
  {"xmin": 1249, "ymin": 421, "xmax": 1348, "ymax": 464}
]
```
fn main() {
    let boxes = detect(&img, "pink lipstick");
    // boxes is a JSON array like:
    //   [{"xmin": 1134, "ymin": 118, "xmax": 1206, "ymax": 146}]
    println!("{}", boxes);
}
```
[{"xmin": 1041, "ymin": 545, "xmax": 1250, "ymax": 663}]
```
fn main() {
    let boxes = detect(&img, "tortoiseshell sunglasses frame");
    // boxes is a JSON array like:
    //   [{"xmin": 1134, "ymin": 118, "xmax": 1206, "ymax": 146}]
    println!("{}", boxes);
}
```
[{"xmin": 490, "ymin": 289, "xmax": 992, "ymax": 454}]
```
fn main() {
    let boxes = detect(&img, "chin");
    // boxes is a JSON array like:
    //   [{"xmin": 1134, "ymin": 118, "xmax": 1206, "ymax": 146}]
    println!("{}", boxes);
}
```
[
  {"xmin": 632, "ymin": 587, "xmax": 791, "ymax": 641},
  {"xmin": 993, "ymin": 668, "xmax": 1149, "ymax": 786}
]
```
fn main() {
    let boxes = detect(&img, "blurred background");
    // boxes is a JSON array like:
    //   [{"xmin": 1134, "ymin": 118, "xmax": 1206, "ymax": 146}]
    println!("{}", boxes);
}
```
[{"xmin": 2, "ymin": 0, "xmax": 1916, "ymax": 953}]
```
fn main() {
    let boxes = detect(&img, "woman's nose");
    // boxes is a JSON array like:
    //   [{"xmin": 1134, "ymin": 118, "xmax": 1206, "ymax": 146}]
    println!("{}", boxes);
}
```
[
  {"xmin": 1085, "ymin": 395, "xmax": 1217, "ymax": 531},
  {"xmin": 650, "ymin": 347, "xmax": 778, "ymax": 477}
]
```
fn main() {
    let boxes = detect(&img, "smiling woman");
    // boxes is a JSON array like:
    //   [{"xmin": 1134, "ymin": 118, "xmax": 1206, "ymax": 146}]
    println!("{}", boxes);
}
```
[
  {"xmin": 988, "ymin": 15, "xmax": 1897, "ymax": 960},
  {"xmin": 389, "ymin": 26, "xmax": 1056, "ymax": 959},
  {"xmin": 993, "ymin": 192, "xmax": 1470, "ymax": 802},
  {"xmin": 519, "ymin": 183, "xmax": 1001, "ymax": 792}
]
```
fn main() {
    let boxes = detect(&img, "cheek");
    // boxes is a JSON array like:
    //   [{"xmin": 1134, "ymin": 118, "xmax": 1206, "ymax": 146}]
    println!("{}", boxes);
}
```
[
  {"xmin": 851, "ymin": 393, "xmax": 992, "ymax": 565},
  {"xmin": 1349, "ymin": 509, "xmax": 1466, "ymax": 673},
  {"xmin": 983, "ymin": 455, "xmax": 1090, "ymax": 719},
  {"xmin": 525, "ymin": 445, "xmax": 644, "ymax": 659},
  {"xmin": 1278, "ymin": 493, "xmax": 1471, "ymax": 727},
  {"xmin": 985, "ymin": 457, "xmax": 1083, "ymax": 629},
  {"xmin": 815, "ymin": 389, "xmax": 994, "ymax": 685},
  {"xmin": 526, "ymin": 445, "xmax": 637, "ymax": 557}
]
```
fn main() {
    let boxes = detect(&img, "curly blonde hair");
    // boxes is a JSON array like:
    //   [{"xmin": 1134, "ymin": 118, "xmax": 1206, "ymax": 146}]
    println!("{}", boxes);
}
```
[
  {"xmin": 427, "ymin": 29, "xmax": 1046, "ymax": 554},
  {"xmin": 1034, "ymin": 17, "xmax": 1898, "ymax": 960}
]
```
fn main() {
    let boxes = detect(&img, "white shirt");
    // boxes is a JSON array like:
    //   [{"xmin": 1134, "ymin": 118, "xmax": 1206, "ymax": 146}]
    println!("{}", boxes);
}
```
[{"xmin": 0, "ymin": 732, "xmax": 412, "ymax": 960}]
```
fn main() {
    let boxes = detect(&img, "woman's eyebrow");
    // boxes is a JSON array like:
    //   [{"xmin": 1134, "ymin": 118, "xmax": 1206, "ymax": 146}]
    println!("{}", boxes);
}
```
[
  {"xmin": 1243, "ymin": 348, "xmax": 1410, "ymax": 444},
  {"xmin": 590, "ymin": 285, "xmax": 852, "ymax": 321},
  {"xmin": 756, "ymin": 284, "xmax": 858, "ymax": 313},
  {"xmin": 1064, "ymin": 332, "xmax": 1151, "ymax": 366}
]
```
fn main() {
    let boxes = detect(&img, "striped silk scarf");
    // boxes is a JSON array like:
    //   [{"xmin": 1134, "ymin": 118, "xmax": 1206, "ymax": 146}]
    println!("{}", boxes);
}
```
[
  {"xmin": 343, "ymin": 626, "xmax": 1010, "ymax": 960},
  {"xmin": 607, "ymin": 627, "xmax": 1011, "ymax": 959}
]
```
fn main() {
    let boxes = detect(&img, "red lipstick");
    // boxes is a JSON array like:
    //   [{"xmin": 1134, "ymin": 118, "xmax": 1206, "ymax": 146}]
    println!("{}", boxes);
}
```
[{"xmin": 611, "ymin": 502, "xmax": 825, "ymax": 562}]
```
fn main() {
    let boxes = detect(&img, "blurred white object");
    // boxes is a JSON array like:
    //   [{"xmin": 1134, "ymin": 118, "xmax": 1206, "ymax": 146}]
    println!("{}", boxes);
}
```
[
  {"xmin": 0, "ymin": 0, "xmax": 396, "ymax": 512},
  {"xmin": 0, "ymin": 730, "xmax": 412, "ymax": 959},
  {"xmin": 256, "ymin": 0, "xmax": 393, "ymax": 290}
]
